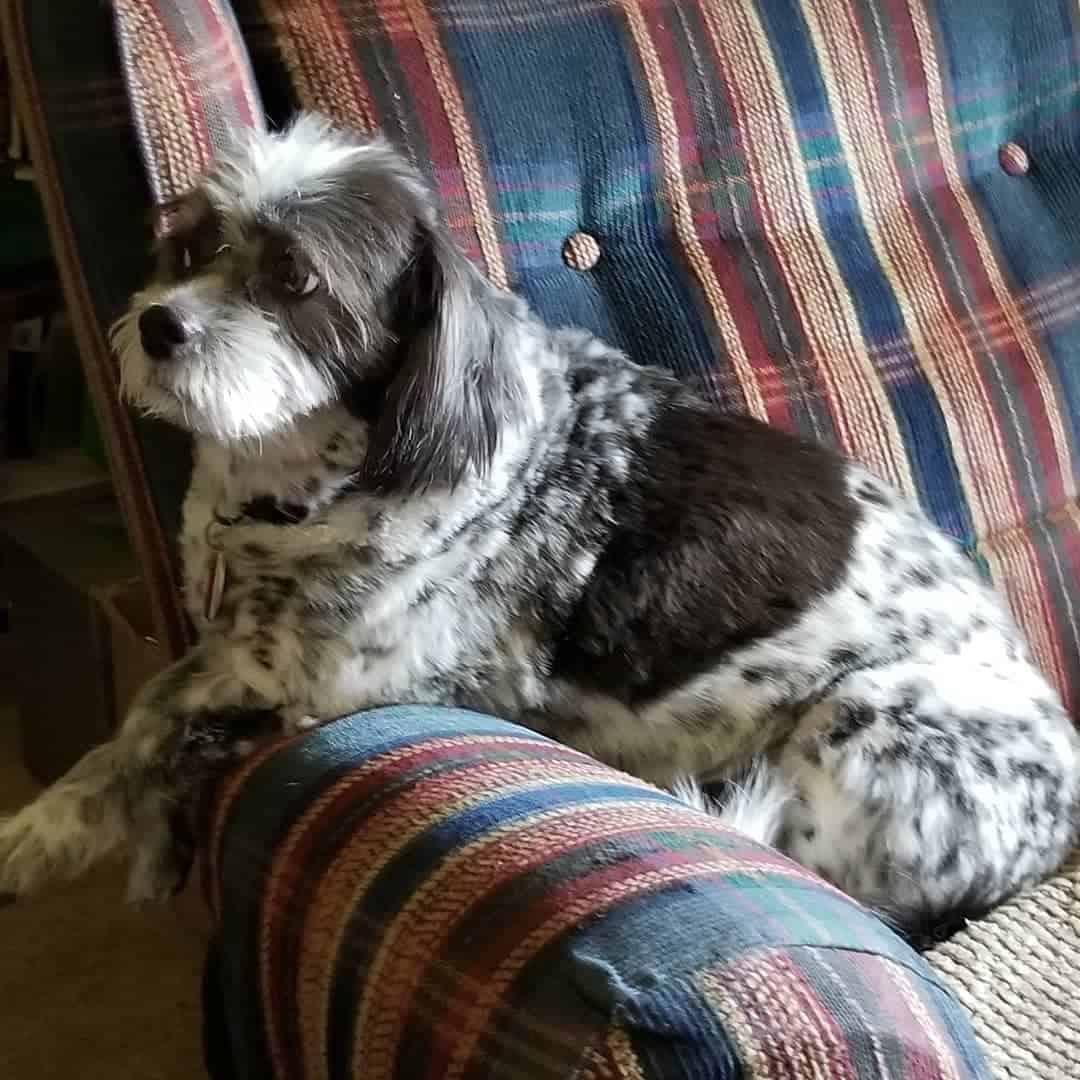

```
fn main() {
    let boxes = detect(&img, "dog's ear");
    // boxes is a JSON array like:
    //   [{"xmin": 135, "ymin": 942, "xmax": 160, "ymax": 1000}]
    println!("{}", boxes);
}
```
[
  {"xmin": 148, "ymin": 188, "xmax": 211, "ymax": 240},
  {"xmin": 363, "ymin": 224, "xmax": 525, "ymax": 492}
]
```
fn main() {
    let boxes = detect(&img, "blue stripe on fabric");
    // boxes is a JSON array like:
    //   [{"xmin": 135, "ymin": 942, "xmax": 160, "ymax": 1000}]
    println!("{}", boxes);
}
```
[
  {"xmin": 564, "ymin": 866, "xmax": 922, "ymax": 982},
  {"xmin": 935, "ymin": 0, "xmax": 1080, "ymax": 456},
  {"xmin": 913, "ymin": 971, "xmax": 996, "ymax": 1078},
  {"xmin": 756, "ymin": 0, "xmax": 974, "ymax": 540},
  {"xmin": 433, "ymin": 6, "xmax": 724, "ymax": 383},
  {"xmin": 627, "ymin": 977, "xmax": 740, "ymax": 1080}
]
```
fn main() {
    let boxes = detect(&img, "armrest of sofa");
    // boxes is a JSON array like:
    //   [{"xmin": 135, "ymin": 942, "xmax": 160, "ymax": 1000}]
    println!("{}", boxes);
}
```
[{"xmin": 200, "ymin": 706, "xmax": 990, "ymax": 1079}]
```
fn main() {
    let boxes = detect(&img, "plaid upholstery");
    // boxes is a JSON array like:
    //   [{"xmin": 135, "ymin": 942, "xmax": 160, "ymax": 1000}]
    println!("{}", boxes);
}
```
[{"xmin": 201, "ymin": 707, "xmax": 991, "ymax": 1079}]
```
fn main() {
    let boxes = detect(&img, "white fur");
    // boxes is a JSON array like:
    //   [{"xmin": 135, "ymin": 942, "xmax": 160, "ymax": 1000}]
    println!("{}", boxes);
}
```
[
  {"xmin": 204, "ymin": 114, "xmax": 383, "ymax": 217},
  {"xmin": 672, "ymin": 766, "xmax": 793, "ymax": 848}
]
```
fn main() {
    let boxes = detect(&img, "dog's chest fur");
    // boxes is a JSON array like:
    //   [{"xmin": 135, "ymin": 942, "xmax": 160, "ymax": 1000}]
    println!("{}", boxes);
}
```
[{"xmin": 179, "ymin": 329, "xmax": 1034, "ymax": 781}]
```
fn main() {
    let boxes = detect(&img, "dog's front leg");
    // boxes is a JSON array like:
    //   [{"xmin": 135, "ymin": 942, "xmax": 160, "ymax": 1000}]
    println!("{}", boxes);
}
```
[{"xmin": 0, "ymin": 644, "xmax": 283, "ymax": 903}]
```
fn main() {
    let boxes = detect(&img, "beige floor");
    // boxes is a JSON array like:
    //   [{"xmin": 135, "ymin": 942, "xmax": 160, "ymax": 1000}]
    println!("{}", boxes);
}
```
[{"xmin": 0, "ymin": 706, "xmax": 206, "ymax": 1079}]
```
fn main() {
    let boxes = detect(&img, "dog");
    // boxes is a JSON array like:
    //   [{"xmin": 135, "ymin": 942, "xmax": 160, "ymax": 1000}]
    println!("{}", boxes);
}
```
[{"xmin": 1, "ymin": 115, "xmax": 1077, "ymax": 940}]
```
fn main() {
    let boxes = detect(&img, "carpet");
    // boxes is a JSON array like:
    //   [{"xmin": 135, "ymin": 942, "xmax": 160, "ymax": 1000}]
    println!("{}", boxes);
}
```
[{"xmin": 0, "ymin": 706, "xmax": 206, "ymax": 1079}]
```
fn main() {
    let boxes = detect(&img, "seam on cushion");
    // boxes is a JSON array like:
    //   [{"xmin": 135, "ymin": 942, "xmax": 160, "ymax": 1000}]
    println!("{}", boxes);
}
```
[
  {"xmin": 780, "ymin": 942, "xmax": 958, "ymax": 996},
  {"xmin": 963, "ymin": 495, "xmax": 1080, "ymax": 558}
]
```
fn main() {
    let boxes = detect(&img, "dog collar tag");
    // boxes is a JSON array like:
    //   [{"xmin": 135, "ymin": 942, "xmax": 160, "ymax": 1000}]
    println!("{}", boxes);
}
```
[{"xmin": 204, "ymin": 552, "xmax": 227, "ymax": 622}]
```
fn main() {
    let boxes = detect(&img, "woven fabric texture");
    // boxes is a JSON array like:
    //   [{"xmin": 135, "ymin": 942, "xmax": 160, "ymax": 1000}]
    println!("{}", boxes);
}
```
[
  {"xmin": 927, "ymin": 850, "xmax": 1080, "ymax": 1079},
  {"xmin": 201, "ymin": 707, "xmax": 991, "ymax": 1080},
  {"xmin": 112, "ymin": 0, "xmax": 262, "ymax": 205}
]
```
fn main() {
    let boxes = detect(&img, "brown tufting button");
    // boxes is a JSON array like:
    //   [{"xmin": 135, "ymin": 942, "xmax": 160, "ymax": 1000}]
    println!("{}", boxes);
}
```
[
  {"xmin": 999, "ymin": 141, "xmax": 1030, "ymax": 177},
  {"xmin": 562, "ymin": 231, "xmax": 601, "ymax": 271}
]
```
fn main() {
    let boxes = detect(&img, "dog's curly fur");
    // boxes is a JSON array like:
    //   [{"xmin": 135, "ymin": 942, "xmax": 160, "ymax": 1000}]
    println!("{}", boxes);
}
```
[{"xmin": 2, "ymin": 116, "xmax": 1077, "ymax": 938}]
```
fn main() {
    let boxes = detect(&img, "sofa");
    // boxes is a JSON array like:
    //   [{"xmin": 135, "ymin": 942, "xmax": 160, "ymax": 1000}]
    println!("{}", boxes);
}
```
[{"xmin": 4, "ymin": 0, "xmax": 1080, "ymax": 1075}]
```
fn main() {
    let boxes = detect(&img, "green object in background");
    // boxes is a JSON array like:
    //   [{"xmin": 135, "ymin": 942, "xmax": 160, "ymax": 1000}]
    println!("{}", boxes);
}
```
[
  {"xmin": 0, "ymin": 176, "xmax": 53, "ymax": 273},
  {"xmin": 80, "ymin": 394, "xmax": 108, "ymax": 471}
]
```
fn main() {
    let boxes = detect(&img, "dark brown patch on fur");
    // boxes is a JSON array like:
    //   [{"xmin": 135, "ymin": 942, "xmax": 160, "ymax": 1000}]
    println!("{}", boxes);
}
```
[{"xmin": 552, "ymin": 405, "xmax": 857, "ymax": 704}]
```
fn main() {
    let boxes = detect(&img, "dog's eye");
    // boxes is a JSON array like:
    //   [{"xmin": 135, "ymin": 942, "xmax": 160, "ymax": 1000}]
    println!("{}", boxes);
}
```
[
  {"xmin": 290, "ymin": 271, "xmax": 320, "ymax": 297},
  {"xmin": 275, "ymin": 256, "xmax": 319, "ymax": 297}
]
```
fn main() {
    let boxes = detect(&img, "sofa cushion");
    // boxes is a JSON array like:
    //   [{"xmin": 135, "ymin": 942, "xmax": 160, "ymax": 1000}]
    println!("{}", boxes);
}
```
[{"xmin": 202, "ymin": 706, "xmax": 991, "ymax": 1079}]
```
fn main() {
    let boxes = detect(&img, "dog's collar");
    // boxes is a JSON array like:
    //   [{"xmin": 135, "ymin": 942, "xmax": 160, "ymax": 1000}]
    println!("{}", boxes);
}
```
[
  {"xmin": 214, "ymin": 496, "xmax": 311, "ymax": 528},
  {"xmin": 201, "ymin": 498, "xmax": 310, "ymax": 622}
]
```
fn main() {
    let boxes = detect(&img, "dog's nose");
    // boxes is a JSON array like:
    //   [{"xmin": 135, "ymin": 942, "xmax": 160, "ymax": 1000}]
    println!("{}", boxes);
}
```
[{"xmin": 138, "ymin": 304, "xmax": 188, "ymax": 359}]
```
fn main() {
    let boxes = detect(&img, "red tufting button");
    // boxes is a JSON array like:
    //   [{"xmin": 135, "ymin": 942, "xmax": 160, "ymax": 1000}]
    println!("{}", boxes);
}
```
[{"xmin": 999, "ymin": 142, "xmax": 1030, "ymax": 177}]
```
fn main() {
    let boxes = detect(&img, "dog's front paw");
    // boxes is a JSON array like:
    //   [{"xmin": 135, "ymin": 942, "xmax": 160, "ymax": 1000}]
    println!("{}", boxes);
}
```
[
  {"xmin": 125, "ymin": 809, "xmax": 194, "ymax": 906},
  {"xmin": 282, "ymin": 710, "xmax": 323, "ymax": 735},
  {"xmin": 0, "ymin": 802, "xmax": 64, "ymax": 899}
]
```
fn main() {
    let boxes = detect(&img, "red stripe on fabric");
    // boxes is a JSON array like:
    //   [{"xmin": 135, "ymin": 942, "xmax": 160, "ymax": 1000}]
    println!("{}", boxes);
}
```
[
  {"xmin": 643, "ymin": 5, "xmax": 792, "ymax": 426},
  {"xmin": 852, "ymin": 952, "xmax": 961, "ymax": 1080},
  {"xmin": 885, "ymin": 0, "xmax": 1066, "ymax": 515},
  {"xmin": 439, "ymin": 848, "xmax": 754, "ymax": 1077},
  {"xmin": 373, "ymin": 5, "xmax": 467, "ymax": 199},
  {"xmin": 720, "ymin": 951, "xmax": 859, "ymax": 1079},
  {"xmin": 411, "ymin": 817, "xmax": 768, "ymax": 1080},
  {"xmin": 699, "ymin": 0, "xmax": 912, "ymax": 487},
  {"xmin": 764, "ymin": 953, "xmax": 859, "ymax": 1079},
  {"xmin": 131, "ymin": 0, "xmax": 214, "ymax": 173},
  {"xmin": 899, "ymin": 0, "xmax": 1072, "ymax": 698},
  {"xmin": 191, "ymin": 0, "xmax": 260, "ymax": 128},
  {"xmin": 318, "ymin": 0, "xmax": 379, "ymax": 129}
]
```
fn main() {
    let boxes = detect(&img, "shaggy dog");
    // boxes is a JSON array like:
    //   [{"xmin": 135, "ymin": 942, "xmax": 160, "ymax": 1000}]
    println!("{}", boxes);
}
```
[{"xmin": 2, "ymin": 116, "xmax": 1077, "ymax": 940}]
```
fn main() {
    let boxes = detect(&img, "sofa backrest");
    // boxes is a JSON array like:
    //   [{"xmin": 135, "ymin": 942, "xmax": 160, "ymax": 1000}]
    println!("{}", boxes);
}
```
[{"xmin": 9, "ymin": 0, "xmax": 1080, "ymax": 711}]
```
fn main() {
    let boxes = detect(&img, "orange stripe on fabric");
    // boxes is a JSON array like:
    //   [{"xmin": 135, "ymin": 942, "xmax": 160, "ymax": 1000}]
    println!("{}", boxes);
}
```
[
  {"xmin": 393, "ymin": 0, "xmax": 509, "ymax": 288},
  {"xmin": 800, "ymin": 0, "xmax": 1066, "ymax": 689},
  {"xmin": 865, "ymin": 1, "xmax": 1074, "ymax": 520},
  {"xmin": 702, "ymin": 0, "xmax": 913, "ymax": 492},
  {"xmin": 289, "ymin": 752, "xmax": 635, "ymax": 1080},
  {"xmin": 900, "ymin": 6, "xmax": 1076, "ymax": 507},
  {"xmin": 258, "ymin": 0, "xmax": 377, "ymax": 130},
  {"xmin": 615, "ymin": 0, "xmax": 769, "ymax": 422},
  {"xmin": 803, "ymin": 0, "xmax": 1012, "ymax": 522},
  {"xmin": 715, "ymin": 950, "xmax": 860, "ymax": 1078},
  {"xmin": 678, "ymin": 269, "xmax": 1080, "ymax": 407},
  {"xmin": 607, "ymin": 1028, "xmax": 648, "ymax": 1080},
  {"xmin": 903, "ymin": 0, "xmax": 1070, "ymax": 691}
]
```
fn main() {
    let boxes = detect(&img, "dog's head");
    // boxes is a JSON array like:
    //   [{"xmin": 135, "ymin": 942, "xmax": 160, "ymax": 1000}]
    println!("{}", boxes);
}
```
[{"xmin": 112, "ymin": 114, "xmax": 524, "ymax": 491}]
